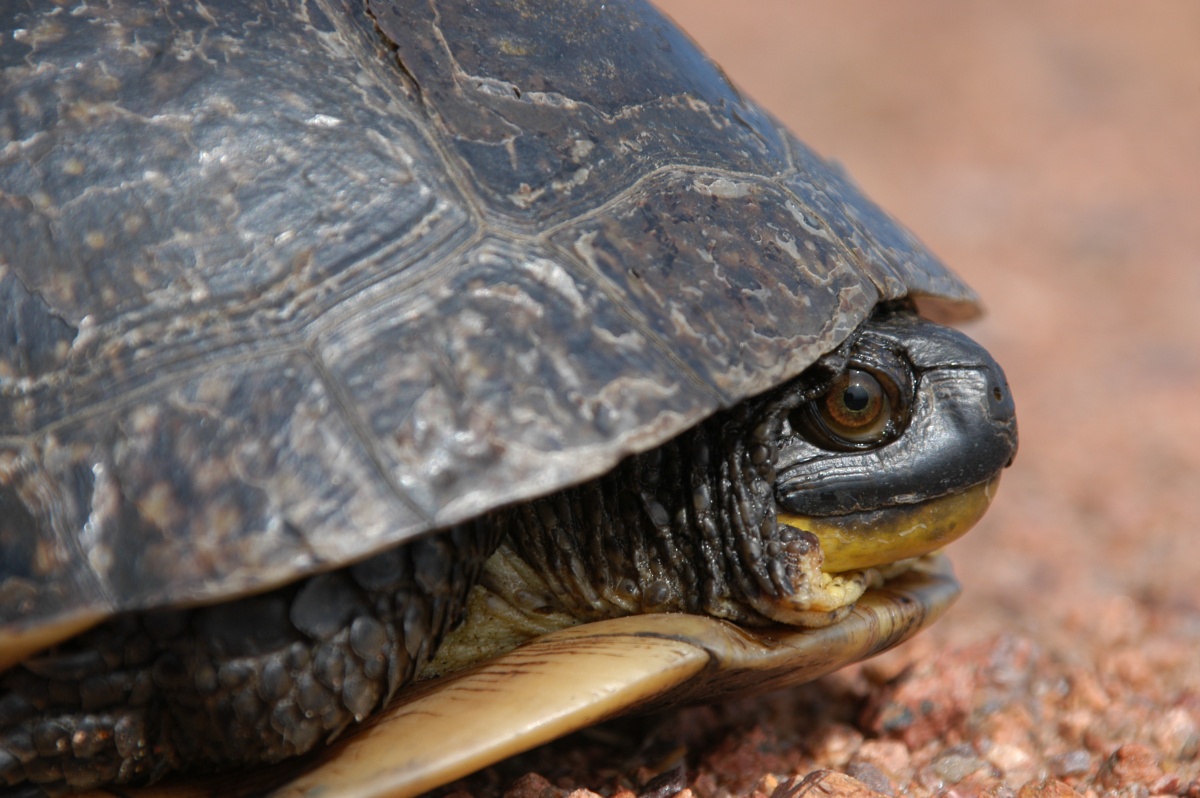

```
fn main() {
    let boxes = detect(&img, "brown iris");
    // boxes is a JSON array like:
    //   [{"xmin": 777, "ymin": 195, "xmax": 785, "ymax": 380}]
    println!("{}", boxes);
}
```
[
  {"xmin": 791, "ymin": 367, "xmax": 901, "ymax": 450},
  {"xmin": 821, "ymin": 370, "xmax": 889, "ymax": 442}
]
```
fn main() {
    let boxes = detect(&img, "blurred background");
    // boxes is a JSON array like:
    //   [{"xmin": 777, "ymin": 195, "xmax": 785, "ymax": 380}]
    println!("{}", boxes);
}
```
[{"xmin": 448, "ymin": 4, "xmax": 1200, "ymax": 795}]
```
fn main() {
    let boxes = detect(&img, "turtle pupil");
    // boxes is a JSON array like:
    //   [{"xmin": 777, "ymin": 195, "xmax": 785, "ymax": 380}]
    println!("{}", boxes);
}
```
[{"xmin": 843, "ymin": 384, "xmax": 871, "ymax": 412}]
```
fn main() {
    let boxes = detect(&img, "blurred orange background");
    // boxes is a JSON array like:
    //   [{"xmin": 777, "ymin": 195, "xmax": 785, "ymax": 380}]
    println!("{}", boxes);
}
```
[{"xmin": 654, "ymin": 0, "xmax": 1200, "ymax": 647}]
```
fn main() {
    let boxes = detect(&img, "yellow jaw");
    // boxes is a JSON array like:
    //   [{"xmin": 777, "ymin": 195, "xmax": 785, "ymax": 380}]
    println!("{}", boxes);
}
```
[{"xmin": 779, "ymin": 477, "xmax": 999, "ymax": 574}]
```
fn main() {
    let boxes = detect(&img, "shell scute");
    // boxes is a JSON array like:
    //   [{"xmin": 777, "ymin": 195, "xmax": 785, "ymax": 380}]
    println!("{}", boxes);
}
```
[
  {"xmin": 316, "ymin": 237, "xmax": 715, "ymax": 526},
  {"xmin": 552, "ymin": 170, "xmax": 877, "ymax": 401},
  {"xmin": 371, "ymin": 0, "xmax": 792, "ymax": 224}
]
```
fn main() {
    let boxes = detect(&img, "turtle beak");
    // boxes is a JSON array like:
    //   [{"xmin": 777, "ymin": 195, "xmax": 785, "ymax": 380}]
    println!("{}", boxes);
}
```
[{"xmin": 980, "ymin": 353, "xmax": 1019, "ymax": 468}]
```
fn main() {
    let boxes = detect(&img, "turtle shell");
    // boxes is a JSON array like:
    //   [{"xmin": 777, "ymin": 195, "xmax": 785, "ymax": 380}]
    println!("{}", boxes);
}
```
[{"xmin": 0, "ymin": 0, "xmax": 976, "ymax": 654}]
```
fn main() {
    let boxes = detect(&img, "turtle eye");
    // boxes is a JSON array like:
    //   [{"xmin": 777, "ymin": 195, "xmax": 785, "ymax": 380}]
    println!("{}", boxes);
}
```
[
  {"xmin": 822, "ymin": 370, "xmax": 888, "ymax": 440},
  {"xmin": 790, "ymin": 368, "xmax": 902, "ymax": 451}
]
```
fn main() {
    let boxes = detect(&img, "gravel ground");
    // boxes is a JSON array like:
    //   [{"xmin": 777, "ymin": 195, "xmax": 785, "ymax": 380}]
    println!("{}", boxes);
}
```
[{"xmin": 432, "ymin": 3, "xmax": 1200, "ymax": 797}]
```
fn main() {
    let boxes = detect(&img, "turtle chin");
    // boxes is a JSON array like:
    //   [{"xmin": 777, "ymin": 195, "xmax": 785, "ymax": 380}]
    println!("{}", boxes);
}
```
[
  {"xmin": 779, "ymin": 475, "xmax": 1000, "ymax": 575},
  {"xmin": 755, "ymin": 477, "xmax": 1000, "ymax": 627}
]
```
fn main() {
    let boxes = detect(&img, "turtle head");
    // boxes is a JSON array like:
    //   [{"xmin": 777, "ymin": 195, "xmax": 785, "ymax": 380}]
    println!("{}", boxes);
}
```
[
  {"xmin": 430, "ymin": 309, "xmax": 1017, "ymax": 647},
  {"xmin": 750, "ymin": 309, "xmax": 1017, "ymax": 618}
]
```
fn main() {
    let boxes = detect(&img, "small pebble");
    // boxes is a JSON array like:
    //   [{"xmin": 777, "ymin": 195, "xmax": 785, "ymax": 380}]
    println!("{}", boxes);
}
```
[
  {"xmin": 980, "ymin": 785, "xmax": 1018, "ymax": 798},
  {"xmin": 1150, "ymin": 708, "xmax": 1200, "ymax": 760},
  {"xmin": 770, "ymin": 771, "xmax": 888, "ymax": 798},
  {"xmin": 1017, "ymin": 778, "xmax": 1084, "ymax": 798},
  {"xmin": 851, "ymin": 739, "xmax": 913, "ymax": 786},
  {"xmin": 751, "ymin": 773, "xmax": 780, "ymax": 798},
  {"xmin": 1150, "ymin": 774, "xmax": 1182, "ymax": 795},
  {"xmin": 1047, "ymin": 750, "xmax": 1092, "ymax": 778},
  {"xmin": 1096, "ymin": 743, "xmax": 1162, "ymax": 790},
  {"xmin": 504, "ymin": 772, "xmax": 560, "ymax": 798},
  {"xmin": 986, "ymin": 742, "xmax": 1036, "ymax": 783},
  {"xmin": 932, "ymin": 744, "xmax": 991, "ymax": 784},
  {"xmin": 564, "ymin": 790, "xmax": 603, "ymax": 798},
  {"xmin": 806, "ymin": 723, "xmax": 863, "ymax": 767},
  {"xmin": 845, "ymin": 761, "xmax": 895, "ymax": 796}
]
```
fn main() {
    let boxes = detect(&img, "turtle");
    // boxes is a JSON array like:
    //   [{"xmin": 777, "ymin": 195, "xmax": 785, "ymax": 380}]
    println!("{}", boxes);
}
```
[{"xmin": 0, "ymin": 0, "xmax": 1017, "ymax": 795}]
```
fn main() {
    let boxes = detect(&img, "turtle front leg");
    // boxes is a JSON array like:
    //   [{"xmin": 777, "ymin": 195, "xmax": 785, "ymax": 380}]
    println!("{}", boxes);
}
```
[{"xmin": 0, "ymin": 524, "xmax": 496, "ymax": 791}]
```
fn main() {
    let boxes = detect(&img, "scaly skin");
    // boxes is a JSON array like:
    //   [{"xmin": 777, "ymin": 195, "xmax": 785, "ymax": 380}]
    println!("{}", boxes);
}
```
[{"xmin": 0, "ymin": 525, "xmax": 495, "ymax": 789}]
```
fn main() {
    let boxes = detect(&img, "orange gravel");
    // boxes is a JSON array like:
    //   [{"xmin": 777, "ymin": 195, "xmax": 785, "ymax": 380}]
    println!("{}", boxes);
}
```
[{"xmin": 431, "ymin": 3, "xmax": 1200, "ymax": 798}]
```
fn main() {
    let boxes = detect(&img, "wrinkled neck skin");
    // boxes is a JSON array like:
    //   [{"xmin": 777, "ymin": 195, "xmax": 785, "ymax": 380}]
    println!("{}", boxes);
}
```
[
  {"xmin": 495, "ymin": 397, "xmax": 829, "ymax": 624},
  {"xmin": 423, "ymin": 329, "xmax": 861, "ymax": 677}
]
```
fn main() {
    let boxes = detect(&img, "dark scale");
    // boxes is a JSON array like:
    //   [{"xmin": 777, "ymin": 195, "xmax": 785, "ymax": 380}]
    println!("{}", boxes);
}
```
[{"xmin": 0, "ymin": 525, "xmax": 498, "ymax": 788}]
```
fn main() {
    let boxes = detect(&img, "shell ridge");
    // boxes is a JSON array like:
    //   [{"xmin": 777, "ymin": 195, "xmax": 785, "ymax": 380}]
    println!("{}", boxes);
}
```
[{"xmin": 302, "ymin": 345, "xmax": 434, "ymax": 528}]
